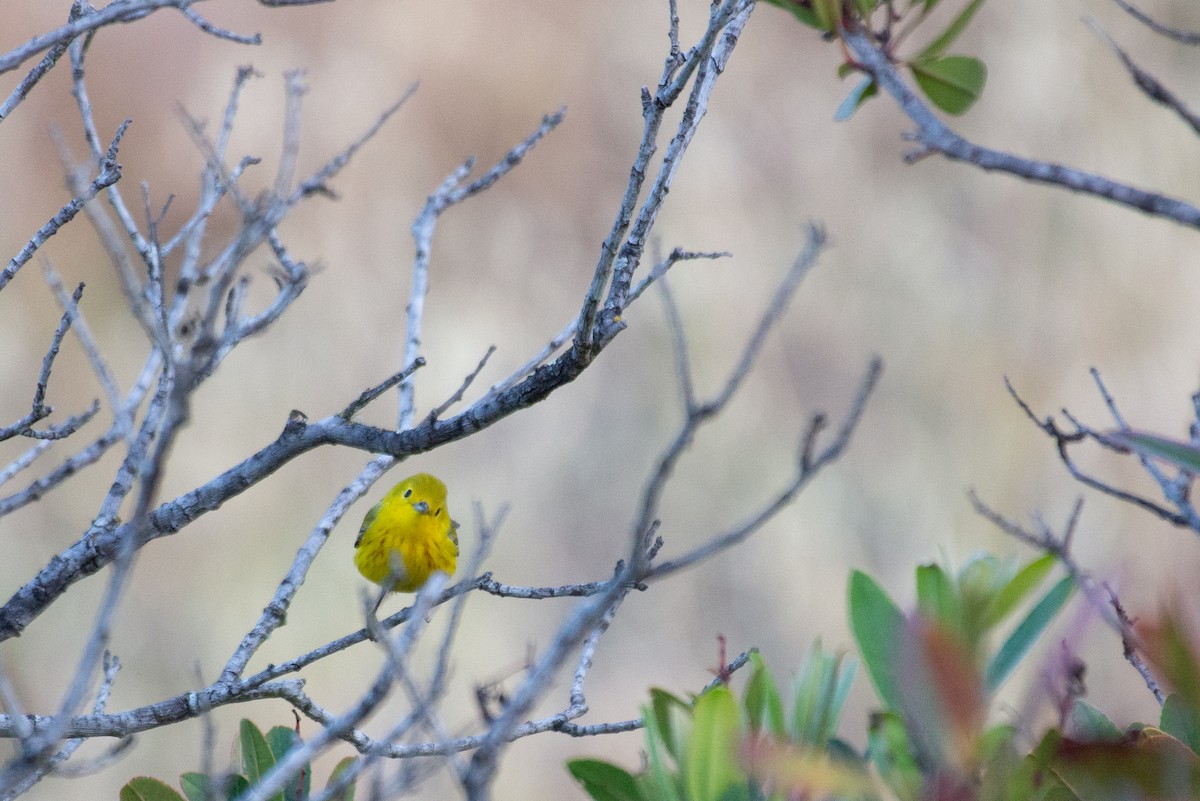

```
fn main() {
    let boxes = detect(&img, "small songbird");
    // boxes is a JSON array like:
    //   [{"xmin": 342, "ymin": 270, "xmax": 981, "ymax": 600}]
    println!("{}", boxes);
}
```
[{"xmin": 354, "ymin": 473, "xmax": 458, "ymax": 605}]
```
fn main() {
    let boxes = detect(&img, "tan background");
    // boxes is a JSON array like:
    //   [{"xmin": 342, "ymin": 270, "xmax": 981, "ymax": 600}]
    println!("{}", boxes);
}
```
[{"xmin": 2, "ymin": 0, "xmax": 1200, "ymax": 797}]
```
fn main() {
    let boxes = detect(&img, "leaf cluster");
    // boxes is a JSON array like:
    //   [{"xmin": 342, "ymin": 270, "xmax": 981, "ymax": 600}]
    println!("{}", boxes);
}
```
[
  {"xmin": 563, "ymin": 549, "xmax": 1200, "ymax": 800},
  {"xmin": 119, "ymin": 720, "xmax": 355, "ymax": 801},
  {"xmin": 760, "ymin": 0, "xmax": 988, "ymax": 117},
  {"xmin": 568, "ymin": 645, "xmax": 862, "ymax": 801}
]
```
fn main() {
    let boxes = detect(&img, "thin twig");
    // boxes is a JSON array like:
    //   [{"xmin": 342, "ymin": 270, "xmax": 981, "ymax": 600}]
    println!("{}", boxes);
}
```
[
  {"xmin": 178, "ymin": 6, "xmax": 262, "ymax": 45},
  {"xmin": 630, "ymin": 224, "xmax": 826, "ymax": 556},
  {"xmin": 483, "ymin": 249, "xmax": 728, "ymax": 401},
  {"xmin": 843, "ymin": 28, "xmax": 1200, "ymax": 229},
  {"xmin": 0, "ymin": 430, "xmax": 121, "ymax": 517},
  {"xmin": 1, "ymin": 124, "xmax": 125, "ymax": 293},
  {"xmin": 1087, "ymin": 18, "xmax": 1200, "ymax": 137},
  {"xmin": 0, "ymin": 1, "xmax": 84, "ymax": 122},
  {"xmin": 968, "ymin": 490, "xmax": 1165, "ymax": 704},
  {"xmin": 0, "ymin": 442, "xmax": 52, "ymax": 488},
  {"xmin": 1112, "ymin": 0, "xmax": 1200, "ymax": 45},
  {"xmin": 236, "ymin": 575, "xmax": 449, "ymax": 801},
  {"xmin": 338, "ymin": 360, "xmax": 427, "ymax": 421},
  {"xmin": 658, "ymin": 276, "xmax": 696, "ymax": 413},
  {"xmin": 425, "ymin": 348, "xmax": 496, "ymax": 424},
  {"xmin": 1006, "ymin": 376, "xmax": 1200, "ymax": 530},
  {"xmin": 403, "ymin": 110, "xmax": 563, "ymax": 425},
  {"xmin": 293, "ymin": 84, "xmax": 420, "ymax": 202},
  {"xmin": 41, "ymin": 263, "xmax": 131, "ymax": 442}
]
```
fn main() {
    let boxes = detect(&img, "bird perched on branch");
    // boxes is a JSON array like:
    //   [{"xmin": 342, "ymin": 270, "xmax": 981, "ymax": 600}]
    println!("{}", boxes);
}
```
[{"xmin": 354, "ymin": 472, "xmax": 458, "ymax": 609}]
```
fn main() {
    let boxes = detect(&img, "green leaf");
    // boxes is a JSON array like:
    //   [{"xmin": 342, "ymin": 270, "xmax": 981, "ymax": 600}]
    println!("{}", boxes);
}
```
[
  {"xmin": 978, "ymin": 724, "xmax": 1016, "ymax": 761},
  {"xmin": 179, "ymin": 773, "xmax": 208, "ymax": 801},
  {"xmin": 916, "ymin": 563, "xmax": 964, "ymax": 637},
  {"xmin": 957, "ymin": 553, "xmax": 1014, "ymax": 643},
  {"xmin": 848, "ymin": 570, "xmax": 905, "ymax": 711},
  {"xmin": 915, "ymin": 0, "xmax": 987, "ymax": 62},
  {"xmin": 759, "ymin": 0, "xmax": 822, "ymax": 29},
  {"xmin": 651, "ymin": 689, "xmax": 693, "ymax": 764},
  {"xmin": 956, "ymin": 553, "xmax": 1014, "ymax": 600},
  {"xmin": 264, "ymin": 727, "xmax": 309, "ymax": 801},
  {"xmin": 828, "ymin": 657, "xmax": 858, "ymax": 742},
  {"xmin": 812, "ymin": 0, "xmax": 840, "ymax": 33},
  {"xmin": 120, "ymin": 777, "xmax": 188, "ymax": 801},
  {"xmin": 983, "ymin": 553, "xmax": 1056, "ymax": 629},
  {"xmin": 178, "ymin": 773, "xmax": 250, "ymax": 801},
  {"xmin": 827, "ymin": 737, "xmax": 863, "ymax": 763},
  {"xmin": 225, "ymin": 775, "xmax": 250, "ymax": 801},
  {"xmin": 895, "ymin": 616, "xmax": 985, "ymax": 766},
  {"xmin": 791, "ymin": 649, "xmax": 833, "ymax": 745},
  {"xmin": 985, "ymin": 575, "xmax": 1075, "ymax": 692},
  {"xmin": 686, "ymin": 686, "xmax": 742, "ymax": 801},
  {"xmin": 266, "ymin": 726, "xmax": 296, "ymax": 761},
  {"xmin": 1069, "ymin": 700, "xmax": 1123, "ymax": 742},
  {"xmin": 325, "ymin": 756, "xmax": 357, "ymax": 801},
  {"xmin": 910, "ymin": 55, "xmax": 987, "ymax": 115},
  {"xmin": 790, "ymin": 646, "xmax": 856, "ymax": 747},
  {"xmin": 237, "ymin": 720, "xmax": 281, "ymax": 801},
  {"xmin": 867, "ymin": 712, "xmax": 922, "ymax": 801},
  {"xmin": 743, "ymin": 652, "xmax": 786, "ymax": 738},
  {"xmin": 834, "ymin": 77, "xmax": 878, "ymax": 121},
  {"xmin": 1110, "ymin": 430, "xmax": 1200, "ymax": 473},
  {"xmin": 1162, "ymin": 693, "xmax": 1200, "ymax": 754},
  {"xmin": 568, "ymin": 759, "xmax": 645, "ymax": 801},
  {"xmin": 641, "ymin": 702, "xmax": 683, "ymax": 801}
]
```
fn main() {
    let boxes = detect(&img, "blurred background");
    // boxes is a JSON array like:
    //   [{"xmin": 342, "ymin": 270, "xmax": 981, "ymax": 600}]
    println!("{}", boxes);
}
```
[{"xmin": 2, "ymin": 0, "xmax": 1200, "ymax": 797}]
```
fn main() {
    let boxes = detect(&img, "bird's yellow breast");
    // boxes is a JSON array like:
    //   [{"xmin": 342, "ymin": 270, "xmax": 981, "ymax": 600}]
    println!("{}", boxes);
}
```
[{"xmin": 354, "ymin": 473, "xmax": 457, "ymax": 593}]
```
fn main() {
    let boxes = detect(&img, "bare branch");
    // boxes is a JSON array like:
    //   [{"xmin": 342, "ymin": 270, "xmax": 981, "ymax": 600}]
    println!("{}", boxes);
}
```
[
  {"xmin": 338, "ymin": 360, "xmax": 427, "ymax": 421},
  {"xmin": 657, "ymin": 275, "xmax": 696, "ymax": 414},
  {"xmin": 0, "ymin": 430, "xmax": 121, "ymax": 517},
  {"xmin": 483, "ymin": 248, "xmax": 729, "ymax": 401},
  {"xmin": 403, "ymin": 109, "xmax": 564, "ymax": 426},
  {"xmin": 1087, "ymin": 18, "xmax": 1200, "ymax": 136},
  {"xmin": 179, "ymin": 6, "xmax": 262, "ymax": 45},
  {"xmin": 0, "ymin": 1, "xmax": 85, "ymax": 122},
  {"xmin": 1112, "ymin": 0, "xmax": 1200, "ymax": 45},
  {"xmin": 0, "ymin": 442, "xmax": 52, "ymax": 488},
  {"xmin": 843, "ymin": 27, "xmax": 1200, "ymax": 229},
  {"xmin": 163, "ymin": 66, "xmax": 261, "ymax": 260},
  {"xmin": 1, "ymin": 123, "xmax": 125, "ymax": 292},
  {"xmin": 630, "ymin": 224, "xmax": 827, "ymax": 553},
  {"xmin": 275, "ymin": 70, "xmax": 307, "ymax": 197},
  {"xmin": 0, "ymin": 1, "xmax": 193, "ymax": 77},
  {"xmin": 235, "ymin": 575, "xmax": 449, "ymax": 801},
  {"xmin": 0, "ymin": 283, "xmax": 92, "ymax": 442},
  {"xmin": 0, "ymin": 5, "xmax": 877, "ymax": 798},
  {"xmin": 41, "ymin": 263, "xmax": 131, "ymax": 442},
  {"xmin": 1007, "ymin": 374, "xmax": 1200, "ymax": 531},
  {"xmin": 646, "ymin": 355, "xmax": 882, "ymax": 583},
  {"xmin": 968, "ymin": 491, "xmax": 1165, "ymax": 704},
  {"xmin": 578, "ymin": 0, "xmax": 754, "ymax": 352},
  {"xmin": 292, "ymin": 83, "xmax": 420, "ymax": 202},
  {"xmin": 425, "ymin": 347, "xmax": 496, "ymax": 424}
]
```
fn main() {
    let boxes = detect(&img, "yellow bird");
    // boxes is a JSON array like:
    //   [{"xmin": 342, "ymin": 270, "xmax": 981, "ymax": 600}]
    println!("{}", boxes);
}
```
[{"xmin": 354, "ymin": 473, "xmax": 458, "ymax": 599}]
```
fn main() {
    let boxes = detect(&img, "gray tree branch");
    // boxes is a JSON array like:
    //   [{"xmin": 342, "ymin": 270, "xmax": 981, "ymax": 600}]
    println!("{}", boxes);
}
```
[{"xmin": 842, "ymin": 26, "xmax": 1200, "ymax": 230}]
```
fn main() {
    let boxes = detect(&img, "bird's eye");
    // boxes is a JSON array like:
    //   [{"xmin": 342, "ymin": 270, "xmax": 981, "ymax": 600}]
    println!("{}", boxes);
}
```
[{"xmin": 403, "ymin": 488, "xmax": 412, "ymax": 498}]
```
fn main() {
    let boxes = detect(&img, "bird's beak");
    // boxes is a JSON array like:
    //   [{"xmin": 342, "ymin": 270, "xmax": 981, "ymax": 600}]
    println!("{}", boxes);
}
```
[{"xmin": 413, "ymin": 500, "xmax": 430, "ymax": 514}]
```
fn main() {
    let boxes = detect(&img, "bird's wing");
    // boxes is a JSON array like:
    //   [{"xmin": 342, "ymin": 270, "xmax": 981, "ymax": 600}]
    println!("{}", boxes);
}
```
[{"xmin": 354, "ymin": 501, "xmax": 382, "ymax": 548}]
